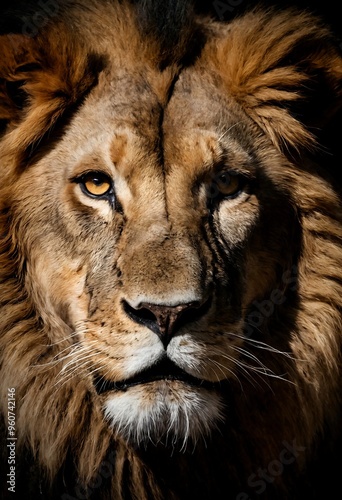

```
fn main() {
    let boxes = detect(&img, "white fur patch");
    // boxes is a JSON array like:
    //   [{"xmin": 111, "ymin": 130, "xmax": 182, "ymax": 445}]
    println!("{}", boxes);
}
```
[
  {"xmin": 121, "ymin": 342, "xmax": 164, "ymax": 377},
  {"xmin": 103, "ymin": 381, "xmax": 224, "ymax": 448}
]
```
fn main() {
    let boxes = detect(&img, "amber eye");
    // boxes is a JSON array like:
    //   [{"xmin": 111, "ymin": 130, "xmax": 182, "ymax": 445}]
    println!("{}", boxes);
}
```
[
  {"xmin": 80, "ymin": 171, "xmax": 112, "ymax": 197},
  {"xmin": 215, "ymin": 172, "xmax": 241, "ymax": 198}
]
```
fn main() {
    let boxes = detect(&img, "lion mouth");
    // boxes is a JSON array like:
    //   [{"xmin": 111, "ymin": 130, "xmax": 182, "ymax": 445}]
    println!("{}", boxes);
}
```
[{"xmin": 94, "ymin": 358, "xmax": 218, "ymax": 394}]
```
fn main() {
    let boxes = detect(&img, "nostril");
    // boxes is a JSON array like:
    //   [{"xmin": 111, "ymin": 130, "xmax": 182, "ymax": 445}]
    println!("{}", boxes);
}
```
[
  {"xmin": 122, "ymin": 297, "xmax": 212, "ymax": 347},
  {"xmin": 122, "ymin": 300, "xmax": 161, "ymax": 336},
  {"xmin": 177, "ymin": 298, "xmax": 212, "ymax": 327}
]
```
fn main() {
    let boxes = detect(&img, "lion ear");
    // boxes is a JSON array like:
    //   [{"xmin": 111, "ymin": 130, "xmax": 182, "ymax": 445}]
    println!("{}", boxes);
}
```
[
  {"xmin": 0, "ymin": 31, "xmax": 105, "ymax": 159},
  {"xmin": 204, "ymin": 9, "xmax": 342, "ymax": 153}
]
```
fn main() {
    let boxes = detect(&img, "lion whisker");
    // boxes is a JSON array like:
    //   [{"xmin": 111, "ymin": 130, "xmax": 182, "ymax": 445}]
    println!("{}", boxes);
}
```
[
  {"xmin": 226, "ymin": 331, "xmax": 296, "ymax": 359},
  {"xmin": 231, "ymin": 345, "xmax": 281, "ymax": 373},
  {"xmin": 205, "ymin": 357, "xmax": 244, "ymax": 391},
  {"xmin": 43, "ymin": 331, "xmax": 80, "ymax": 347},
  {"xmin": 208, "ymin": 348, "xmax": 264, "ymax": 389}
]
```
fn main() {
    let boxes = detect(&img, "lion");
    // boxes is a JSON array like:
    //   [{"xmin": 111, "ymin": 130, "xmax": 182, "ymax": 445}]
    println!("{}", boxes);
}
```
[{"xmin": 0, "ymin": 0, "xmax": 341, "ymax": 498}]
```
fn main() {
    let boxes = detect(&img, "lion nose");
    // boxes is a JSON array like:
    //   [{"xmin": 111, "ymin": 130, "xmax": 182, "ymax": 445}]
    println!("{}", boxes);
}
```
[{"xmin": 123, "ymin": 299, "xmax": 211, "ymax": 347}]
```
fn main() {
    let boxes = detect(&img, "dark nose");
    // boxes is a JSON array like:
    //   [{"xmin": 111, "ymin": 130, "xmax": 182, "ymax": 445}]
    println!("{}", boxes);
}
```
[{"xmin": 123, "ymin": 299, "xmax": 211, "ymax": 347}]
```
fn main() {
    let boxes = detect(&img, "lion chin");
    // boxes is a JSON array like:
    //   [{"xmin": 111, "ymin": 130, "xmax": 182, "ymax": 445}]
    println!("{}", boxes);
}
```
[
  {"xmin": 102, "ymin": 381, "xmax": 224, "ymax": 447},
  {"xmin": 96, "ymin": 352, "xmax": 226, "ymax": 446},
  {"xmin": 0, "ymin": 0, "xmax": 342, "ymax": 499}
]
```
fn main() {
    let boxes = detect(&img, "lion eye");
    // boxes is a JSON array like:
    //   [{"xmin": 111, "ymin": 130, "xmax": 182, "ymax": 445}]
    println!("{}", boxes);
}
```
[
  {"xmin": 215, "ymin": 172, "xmax": 241, "ymax": 198},
  {"xmin": 80, "ymin": 172, "xmax": 112, "ymax": 197}
]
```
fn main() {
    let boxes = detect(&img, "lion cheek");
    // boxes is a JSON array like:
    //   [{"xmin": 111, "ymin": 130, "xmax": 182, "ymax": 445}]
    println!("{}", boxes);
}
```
[
  {"xmin": 26, "ymin": 252, "xmax": 88, "ymax": 333},
  {"xmin": 167, "ymin": 329, "xmax": 244, "ymax": 382}
]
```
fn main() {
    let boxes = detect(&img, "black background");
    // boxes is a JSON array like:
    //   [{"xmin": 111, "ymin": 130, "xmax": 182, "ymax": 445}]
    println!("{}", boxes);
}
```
[{"xmin": 0, "ymin": 0, "xmax": 341, "ymax": 40}]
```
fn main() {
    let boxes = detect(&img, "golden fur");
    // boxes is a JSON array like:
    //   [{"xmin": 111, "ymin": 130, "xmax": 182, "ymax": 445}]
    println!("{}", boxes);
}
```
[{"xmin": 0, "ymin": 1, "xmax": 341, "ymax": 498}]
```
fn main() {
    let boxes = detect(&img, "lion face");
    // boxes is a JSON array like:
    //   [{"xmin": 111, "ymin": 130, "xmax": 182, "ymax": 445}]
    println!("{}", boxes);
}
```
[{"xmin": 8, "ymin": 58, "xmax": 300, "ymax": 446}]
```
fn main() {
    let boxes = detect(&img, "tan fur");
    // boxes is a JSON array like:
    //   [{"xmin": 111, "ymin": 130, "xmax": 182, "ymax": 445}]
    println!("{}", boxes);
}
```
[{"xmin": 0, "ymin": 2, "xmax": 341, "ymax": 498}]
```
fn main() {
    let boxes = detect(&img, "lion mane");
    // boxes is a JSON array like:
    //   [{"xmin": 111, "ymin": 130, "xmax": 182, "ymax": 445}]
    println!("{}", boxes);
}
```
[{"xmin": 0, "ymin": 1, "xmax": 341, "ymax": 499}]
